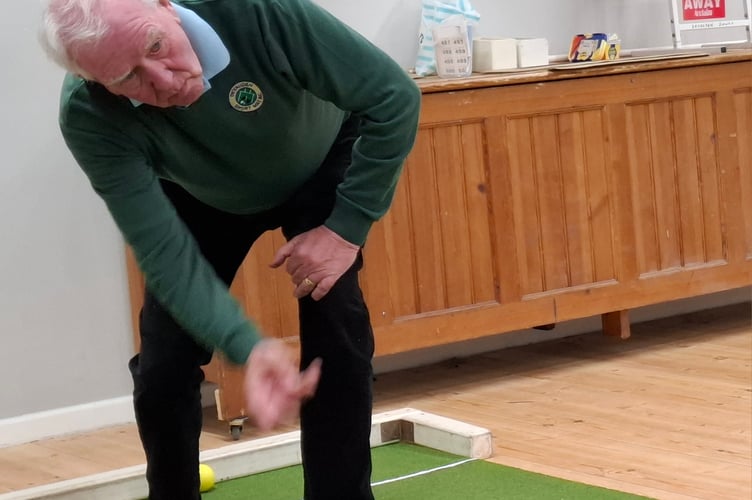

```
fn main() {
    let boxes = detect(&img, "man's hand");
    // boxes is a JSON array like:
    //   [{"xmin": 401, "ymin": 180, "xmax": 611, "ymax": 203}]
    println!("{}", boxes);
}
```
[
  {"xmin": 244, "ymin": 339, "xmax": 322, "ymax": 431},
  {"xmin": 270, "ymin": 225, "xmax": 360, "ymax": 300}
]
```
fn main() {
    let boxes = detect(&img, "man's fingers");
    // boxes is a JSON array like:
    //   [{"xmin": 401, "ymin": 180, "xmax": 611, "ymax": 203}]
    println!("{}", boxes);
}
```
[
  {"xmin": 293, "ymin": 275, "xmax": 319, "ymax": 299},
  {"xmin": 246, "ymin": 384, "xmax": 275, "ymax": 431},
  {"xmin": 248, "ymin": 384, "xmax": 293, "ymax": 431},
  {"xmin": 299, "ymin": 358, "xmax": 322, "ymax": 397},
  {"xmin": 309, "ymin": 278, "xmax": 333, "ymax": 301},
  {"xmin": 272, "ymin": 226, "xmax": 360, "ymax": 299},
  {"xmin": 253, "ymin": 407, "xmax": 275, "ymax": 432},
  {"xmin": 269, "ymin": 240, "xmax": 295, "ymax": 268},
  {"xmin": 244, "ymin": 341, "xmax": 323, "ymax": 432},
  {"xmin": 292, "ymin": 283, "xmax": 309, "ymax": 299}
]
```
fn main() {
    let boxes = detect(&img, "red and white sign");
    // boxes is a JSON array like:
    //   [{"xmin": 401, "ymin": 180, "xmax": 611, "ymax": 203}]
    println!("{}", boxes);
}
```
[{"xmin": 683, "ymin": 0, "xmax": 726, "ymax": 20}]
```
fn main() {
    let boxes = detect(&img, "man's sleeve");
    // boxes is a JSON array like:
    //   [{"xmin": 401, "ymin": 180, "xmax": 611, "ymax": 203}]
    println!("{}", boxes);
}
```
[
  {"xmin": 260, "ymin": 0, "xmax": 422, "ymax": 246},
  {"xmin": 59, "ymin": 86, "xmax": 260, "ymax": 365}
]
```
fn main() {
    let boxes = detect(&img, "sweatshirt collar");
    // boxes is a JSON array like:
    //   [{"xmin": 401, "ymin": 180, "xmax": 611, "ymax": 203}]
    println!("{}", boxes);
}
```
[{"xmin": 130, "ymin": 2, "xmax": 230, "ymax": 107}]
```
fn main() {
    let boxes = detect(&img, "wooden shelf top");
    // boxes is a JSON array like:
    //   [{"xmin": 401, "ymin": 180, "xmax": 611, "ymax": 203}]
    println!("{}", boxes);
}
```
[{"xmin": 414, "ymin": 50, "xmax": 752, "ymax": 94}]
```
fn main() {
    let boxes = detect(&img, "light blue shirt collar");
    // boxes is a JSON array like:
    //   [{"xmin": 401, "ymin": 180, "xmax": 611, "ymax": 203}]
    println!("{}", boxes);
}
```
[{"xmin": 130, "ymin": 2, "xmax": 230, "ymax": 107}]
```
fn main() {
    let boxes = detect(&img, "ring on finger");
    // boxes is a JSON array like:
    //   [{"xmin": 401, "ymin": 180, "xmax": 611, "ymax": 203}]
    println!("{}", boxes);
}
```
[{"xmin": 302, "ymin": 277, "xmax": 316, "ymax": 288}]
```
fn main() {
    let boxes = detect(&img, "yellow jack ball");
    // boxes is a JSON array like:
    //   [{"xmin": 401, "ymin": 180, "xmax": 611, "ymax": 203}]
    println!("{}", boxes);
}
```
[{"xmin": 199, "ymin": 463, "xmax": 216, "ymax": 493}]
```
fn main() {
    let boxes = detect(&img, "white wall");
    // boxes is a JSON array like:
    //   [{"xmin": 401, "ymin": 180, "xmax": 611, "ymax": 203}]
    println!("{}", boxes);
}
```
[
  {"xmin": 1, "ymin": 0, "xmax": 748, "ymax": 443},
  {"xmin": 0, "ymin": 4, "xmax": 134, "ymax": 420}
]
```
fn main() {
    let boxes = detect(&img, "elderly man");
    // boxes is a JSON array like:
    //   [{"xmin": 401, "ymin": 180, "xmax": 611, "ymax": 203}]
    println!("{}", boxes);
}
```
[{"xmin": 40, "ymin": 0, "xmax": 421, "ymax": 498}]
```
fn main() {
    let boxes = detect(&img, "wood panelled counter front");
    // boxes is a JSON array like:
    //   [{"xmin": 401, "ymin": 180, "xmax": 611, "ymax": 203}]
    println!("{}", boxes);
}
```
[{"xmin": 125, "ymin": 52, "xmax": 752, "ymax": 426}]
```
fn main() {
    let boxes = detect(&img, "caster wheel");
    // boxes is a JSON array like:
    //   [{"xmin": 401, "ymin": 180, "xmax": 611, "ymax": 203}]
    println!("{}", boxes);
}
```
[
  {"xmin": 230, "ymin": 424, "xmax": 242, "ymax": 440},
  {"xmin": 229, "ymin": 417, "xmax": 247, "ymax": 441}
]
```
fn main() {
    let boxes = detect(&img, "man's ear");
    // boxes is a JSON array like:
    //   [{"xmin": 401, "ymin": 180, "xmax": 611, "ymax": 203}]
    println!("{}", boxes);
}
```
[{"xmin": 159, "ymin": 0, "xmax": 180, "ymax": 21}]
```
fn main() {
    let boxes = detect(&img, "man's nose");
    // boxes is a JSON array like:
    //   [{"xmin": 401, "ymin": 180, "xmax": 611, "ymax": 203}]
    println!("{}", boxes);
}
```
[{"xmin": 142, "ymin": 60, "xmax": 175, "ymax": 91}]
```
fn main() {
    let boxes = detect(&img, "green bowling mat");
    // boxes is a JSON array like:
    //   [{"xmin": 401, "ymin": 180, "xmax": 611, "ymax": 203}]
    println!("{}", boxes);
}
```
[{"xmin": 203, "ymin": 442, "xmax": 653, "ymax": 499}]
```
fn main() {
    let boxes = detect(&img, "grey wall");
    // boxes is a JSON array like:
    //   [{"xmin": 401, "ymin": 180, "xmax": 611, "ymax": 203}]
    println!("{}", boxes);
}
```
[{"xmin": 0, "ymin": 0, "xmax": 746, "ymax": 422}]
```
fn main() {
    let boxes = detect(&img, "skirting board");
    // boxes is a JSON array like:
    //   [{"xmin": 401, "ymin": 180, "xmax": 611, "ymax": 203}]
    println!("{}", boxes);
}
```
[
  {"xmin": 0, "ymin": 408, "xmax": 493, "ymax": 500},
  {"xmin": 0, "ymin": 383, "xmax": 218, "ymax": 449},
  {"xmin": 0, "ymin": 397, "xmax": 135, "ymax": 449}
]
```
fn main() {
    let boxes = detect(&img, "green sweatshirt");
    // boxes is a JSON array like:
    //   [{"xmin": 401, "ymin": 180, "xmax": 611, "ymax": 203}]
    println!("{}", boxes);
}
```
[{"xmin": 59, "ymin": 0, "xmax": 421, "ymax": 364}]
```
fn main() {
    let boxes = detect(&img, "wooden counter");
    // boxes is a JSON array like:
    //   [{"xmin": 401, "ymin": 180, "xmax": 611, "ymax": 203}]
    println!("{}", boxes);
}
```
[{"xmin": 126, "ymin": 51, "xmax": 752, "ymax": 426}]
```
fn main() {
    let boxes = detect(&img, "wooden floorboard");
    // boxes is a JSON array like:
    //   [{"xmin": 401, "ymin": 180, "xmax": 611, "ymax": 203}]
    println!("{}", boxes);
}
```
[{"xmin": 0, "ymin": 302, "xmax": 749, "ymax": 499}]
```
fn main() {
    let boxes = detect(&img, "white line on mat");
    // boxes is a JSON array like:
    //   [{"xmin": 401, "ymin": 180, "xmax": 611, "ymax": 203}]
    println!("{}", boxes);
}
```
[{"xmin": 371, "ymin": 458, "xmax": 478, "ymax": 487}]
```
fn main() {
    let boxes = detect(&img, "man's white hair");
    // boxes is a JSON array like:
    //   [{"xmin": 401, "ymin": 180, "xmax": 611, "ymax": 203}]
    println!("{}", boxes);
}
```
[{"xmin": 40, "ymin": 0, "xmax": 159, "ymax": 76}]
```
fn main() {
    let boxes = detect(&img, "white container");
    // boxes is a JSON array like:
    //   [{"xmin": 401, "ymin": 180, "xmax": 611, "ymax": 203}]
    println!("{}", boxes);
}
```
[
  {"xmin": 516, "ymin": 38, "xmax": 549, "ymax": 68},
  {"xmin": 432, "ymin": 23, "xmax": 473, "ymax": 78},
  {"xmin": 472, "ymin": 38, "xmax": 518, "ymax": 72}
]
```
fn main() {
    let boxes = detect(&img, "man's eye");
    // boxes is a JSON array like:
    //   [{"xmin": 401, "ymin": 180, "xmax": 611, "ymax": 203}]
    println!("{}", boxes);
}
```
[
  {"xmin": 110, "ymin": 72, "xmax": 138, "ymax": 90},
  {"xmin": 116, "ymin": 72, "xmax": 137, "ymax": 87},
  {"xmin": 149, "ymin": 41, "xmax": 162, "ymax": 54}
]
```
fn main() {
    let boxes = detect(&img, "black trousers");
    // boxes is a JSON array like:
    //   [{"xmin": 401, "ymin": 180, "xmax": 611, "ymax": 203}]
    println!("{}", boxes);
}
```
[{"xmin": 128, "ymin": 116, "xmax": 375, "ymax": 500}]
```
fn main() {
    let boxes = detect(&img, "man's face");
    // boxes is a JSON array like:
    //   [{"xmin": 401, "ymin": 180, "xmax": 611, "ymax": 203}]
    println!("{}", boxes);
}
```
[{"xmin": 75, "ymin": 0, "xmax": 204, "ymax": 108}]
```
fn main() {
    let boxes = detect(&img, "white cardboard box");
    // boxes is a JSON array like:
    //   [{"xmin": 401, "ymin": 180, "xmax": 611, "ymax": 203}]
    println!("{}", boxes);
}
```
[
  {"xmin": 516, "ymin": 38, "xmax": 549, "ymax": 67},
  {"xmin": 472, "ymin": 38, "xmax": 518, "ymax": 72}
]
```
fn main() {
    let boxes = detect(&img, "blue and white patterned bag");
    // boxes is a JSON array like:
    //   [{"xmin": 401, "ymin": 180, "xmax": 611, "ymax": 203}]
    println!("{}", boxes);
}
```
[{"xmin": 415, "ymin": 0, "xmax": 481, "ymax": 77}]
